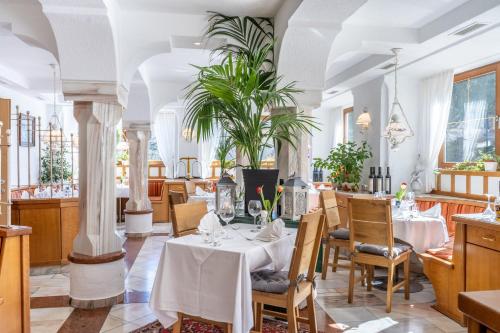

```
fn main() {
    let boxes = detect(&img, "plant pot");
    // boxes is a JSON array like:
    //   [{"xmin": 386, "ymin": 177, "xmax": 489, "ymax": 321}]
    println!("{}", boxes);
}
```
[
  {"xmin": 242, "ymin": 169, "xmax": 280, "ymax": 213},
  {"xmin": 484, "ymin": 161, "xmax": 498, "ymax": 171}
]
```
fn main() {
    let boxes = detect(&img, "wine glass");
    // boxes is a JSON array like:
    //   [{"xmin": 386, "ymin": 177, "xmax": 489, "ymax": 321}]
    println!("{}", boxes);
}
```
[
  {"xmin": 248, "ymin": 200, "xmax": 262, "ymax": 232},
  {"xmin": 483, "ymin": 194, "xmax": 496, "ymax": 220},
  {"xmin": 219, "ymin": 203, "xmax": 235, "ymax": 239},
  {"xmin": 406, "ymin": 191, "xmax": 415, "ymax": 210}
]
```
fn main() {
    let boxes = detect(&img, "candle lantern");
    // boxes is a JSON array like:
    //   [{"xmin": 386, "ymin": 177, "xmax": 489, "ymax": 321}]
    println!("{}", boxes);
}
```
[
  {"xmin": 216, "ymin": 172, "xmax": 236, "ymax": 212},
  {"xmin": 281, "ymin": 175, "xmax": 309, "ymax": 221}
]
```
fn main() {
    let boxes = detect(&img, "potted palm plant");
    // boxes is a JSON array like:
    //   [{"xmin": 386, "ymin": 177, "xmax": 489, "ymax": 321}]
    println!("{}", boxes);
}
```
[{"xmin": 184, "ymin": 13, "xmax": 317, "ymax": 209}]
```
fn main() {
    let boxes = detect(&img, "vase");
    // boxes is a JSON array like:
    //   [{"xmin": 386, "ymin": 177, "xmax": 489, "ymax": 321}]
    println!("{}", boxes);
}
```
[
  {"xmin": 242, "ymin": 169, "xmax": 280, "ymax": 213},
  {"xmin": 235, "ymin": 199, "xmax": 245, "ymax": 217},
  {"xmin": 484, "ymin": 161, "xmax": 498, "ymax": 172},
  {"xmin": 260, "ymin": 210, "xmax": 269, "ymax": 226}
]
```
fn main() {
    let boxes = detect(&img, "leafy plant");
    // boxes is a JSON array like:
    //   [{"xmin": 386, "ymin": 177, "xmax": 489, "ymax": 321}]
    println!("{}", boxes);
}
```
[
  {"xmin": 313, "ymin": 142, "xmax": 372, "ymax": 189},
  {"xmin": 183, "ymin": 13, "xmax": 317, "ymax": 170},
  {"xmin": 40, "ymin": 145, "xmax": 72, "ymax": 184},
  {"xmin": 451, "ymin": 161, "xmax": 484, "ymax": 171},
  {"xmin": 257, "ymin": 184, "xmax": 283, "ymax": 223},
  {"xmin": 394, "ymin": 182, "xmax": 408, "ymax": 201},
  {"xmin": 215, "ymin": 135, "xmax": 236, "ymax": 174},
  {"xmin": 478, "ymin": 152, "xmax": 498, "ymax": 163}
]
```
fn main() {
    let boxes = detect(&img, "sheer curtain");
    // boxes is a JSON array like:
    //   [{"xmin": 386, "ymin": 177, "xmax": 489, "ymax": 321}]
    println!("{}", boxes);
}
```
[
  {"xmin": 419, "ymin": 70, "xmax": 454, "ymax": 192},
  {"xmin": 199, "ymin": 127, "xmax": 221, "ymax": 178},
  {"xmin": 463, "ymin": 99, "xmax": 487, "ymax": 161},
  {"xmin": 154, "ymin": 111, "xmax": 178, "ymax": 178}
]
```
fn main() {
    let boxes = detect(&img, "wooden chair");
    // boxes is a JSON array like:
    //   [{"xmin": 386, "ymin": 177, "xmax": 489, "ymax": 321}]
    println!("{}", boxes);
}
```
[
  {"xmin": 171, "ymin": 201, "xmax": 207, "ymax": 238},
  {"xmin": 168, "ymin": 191, "xmax": 186, "ymax": 209},
  {"xmin": 347, "ymin": 198, "xmax": 412, "ymax": 313},
  {"xmin": 149, "ymin": 180, "xmax": 168, "ymax": 222},
  {"xmin": 320, "ymin": 190, "xmax": 351, "ymax": 279},
  {"xmin": 251, "ymin": 210, "xmax": 325, "ymax": 333}
]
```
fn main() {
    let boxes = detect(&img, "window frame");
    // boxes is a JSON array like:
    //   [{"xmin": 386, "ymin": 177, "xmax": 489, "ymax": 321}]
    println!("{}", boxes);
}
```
[
  {"xmin": 439, "ymin": 61, "xmax": 500, "ymax": 169},
  {"xmin": 343, "ymin": 107, "xmax": 354, "ymax": 143}
]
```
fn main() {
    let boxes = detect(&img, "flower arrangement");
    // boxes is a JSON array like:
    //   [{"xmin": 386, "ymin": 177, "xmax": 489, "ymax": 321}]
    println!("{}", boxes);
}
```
[
  {"xmin": 257, "ymin": 185, "xmax": 283, "ymax": 223},
  {"xmin": 394, "ymin": 182, "xmax": 407, "ymax": 202}
]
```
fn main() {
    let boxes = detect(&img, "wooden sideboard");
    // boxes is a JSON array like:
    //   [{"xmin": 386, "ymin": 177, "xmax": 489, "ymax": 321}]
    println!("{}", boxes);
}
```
[
  {"xmin": 0, "ymin": 225, "xmax": 31, "ymax": 332},
  {"xmin": 11, "ymin": 198, "xmax": 79, "ymax": 266},
  {"xmin": 421, "ymin": 215, "xmax": 500, "ymax": 325}
]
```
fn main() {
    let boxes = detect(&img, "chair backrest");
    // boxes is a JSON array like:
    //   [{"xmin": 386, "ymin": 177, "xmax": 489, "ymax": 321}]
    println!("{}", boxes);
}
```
[
  {"xmin": 172, "ymin": 201, "xmax": 207, "ymax": 237},
  {"xmin": 319, "ymin": 191, "xmax": 341, "ymax": 234},
  {"xmin": 185, "ymin": 181, "xmax": 196, "ymax": 196},
  {"xmin": 168, "ymin": 191, "xmax": 186, "ymax": 210},
  {"xmin": 348, "ymin": 198, "xmax": 394, "ymax": 252},
  {"xmin": 288, "ymin": 210, "xmax": 325, "ymax": 284},
  {"xmin": 148, "ymin": 180, "xmax": 165, "ymax": 197}
]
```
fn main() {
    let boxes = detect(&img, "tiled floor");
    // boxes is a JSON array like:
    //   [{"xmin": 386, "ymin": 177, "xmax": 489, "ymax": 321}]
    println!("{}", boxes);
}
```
[{"xmin": 29, "ymin": 222, "xmax": 467, "ymax": 333}]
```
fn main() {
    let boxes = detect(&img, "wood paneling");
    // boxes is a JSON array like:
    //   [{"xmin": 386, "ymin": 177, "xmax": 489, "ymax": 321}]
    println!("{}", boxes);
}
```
[
  {"xmin": 0, "ymin": 99, "xmax": 11, "ymax": 226},
  {"xmin": 0, "ymin": 225, "xmax": 32, "ymax": 332},
  {"xmin": 12, "ymin": 198, "xmax": 79, "ymax": 266}
]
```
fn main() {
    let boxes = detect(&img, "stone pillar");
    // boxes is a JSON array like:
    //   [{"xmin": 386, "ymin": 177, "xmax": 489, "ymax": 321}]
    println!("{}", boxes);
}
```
[
  {"xmin": 124, "ymin": 124, "xmax": 153, "ymax": 237},
  {"xmin": 69, "ymin": 101, "xmax": 125, "ymax": 308}
]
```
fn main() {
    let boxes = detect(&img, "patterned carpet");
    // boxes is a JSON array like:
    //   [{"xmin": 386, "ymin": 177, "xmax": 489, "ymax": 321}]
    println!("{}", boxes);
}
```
[{"xmin": 132, "ymin": 318, "xmax": 319, "ymax": 333}]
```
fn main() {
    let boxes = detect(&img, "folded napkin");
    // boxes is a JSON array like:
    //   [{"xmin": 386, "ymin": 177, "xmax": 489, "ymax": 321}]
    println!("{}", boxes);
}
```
[
  {"xmin": 198, "ymin": 211, "xmax": 222, "ymax": 233},
  {"xmin": 256, "ymin": 218, "xmax": 285, "ymax": 241},
  {"xmin": 195, "ymin": 186, "xmax": 208, "ymax": 196},
  {"xmin": 421, "ymin": 203, "xmax": 441, "ymax": 219}
]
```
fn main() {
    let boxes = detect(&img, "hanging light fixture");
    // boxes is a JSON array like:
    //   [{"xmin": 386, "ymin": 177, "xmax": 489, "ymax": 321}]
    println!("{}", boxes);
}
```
[
  {"xmin": 43, "ymin": 64, "xmax": 63, "ymax": 143},
  {"xmin": 383, "ymin": 48, "xmax": 414, "ymax": 150}
]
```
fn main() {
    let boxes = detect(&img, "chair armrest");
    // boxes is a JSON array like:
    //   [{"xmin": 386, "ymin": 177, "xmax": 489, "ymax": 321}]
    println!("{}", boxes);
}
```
[{"xmin": 418, "ymin": 252, "xmax": 454, "ymax": 269}]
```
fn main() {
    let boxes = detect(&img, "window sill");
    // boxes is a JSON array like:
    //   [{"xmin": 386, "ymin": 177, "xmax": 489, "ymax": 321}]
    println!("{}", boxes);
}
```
[{"xmin": 437, "ymin": 169, "xmax": 500, "ymax": 176}]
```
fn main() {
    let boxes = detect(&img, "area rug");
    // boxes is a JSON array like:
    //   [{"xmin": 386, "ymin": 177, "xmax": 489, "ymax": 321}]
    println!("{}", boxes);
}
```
[{"xmin": 131, "ymin": 318, "xmax": 318, "ymax": 333}]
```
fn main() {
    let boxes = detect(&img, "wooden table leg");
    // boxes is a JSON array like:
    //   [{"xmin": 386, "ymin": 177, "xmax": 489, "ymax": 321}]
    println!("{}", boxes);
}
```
[{"xmin": 172, "ymin": 313, "xmax": 182, "ymax": 333}]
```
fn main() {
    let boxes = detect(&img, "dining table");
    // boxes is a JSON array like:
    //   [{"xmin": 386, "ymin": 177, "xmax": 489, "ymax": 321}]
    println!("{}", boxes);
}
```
[{"xmin": 149, "ymin": 223, "xmax": 297, "ymax": 333}]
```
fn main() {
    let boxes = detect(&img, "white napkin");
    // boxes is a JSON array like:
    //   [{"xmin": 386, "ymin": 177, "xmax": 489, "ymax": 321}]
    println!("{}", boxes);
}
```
[
  {"xmin": 421, "ymin": 203, "xmax": 441, "ymax": 219},
  {"xmin": 256, "ymin": 218, "xmax": 285, "ymax": 241},
  {"xmin": 195, "ymin": 186, "xmax": 208, "ymax": 196},
  {"xmin": 198, "ymin": 211, "xmax": 222, "ymax": 233}
]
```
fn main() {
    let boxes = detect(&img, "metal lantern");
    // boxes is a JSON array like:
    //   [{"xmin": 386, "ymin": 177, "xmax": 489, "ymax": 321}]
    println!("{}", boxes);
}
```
[
  {"xmin": 281, "ymin": 175, "xmax": 309, "ymax": 221},
  {"xmin": 216, "ymin": 172, "xmax": 237, "ymax": 212}
]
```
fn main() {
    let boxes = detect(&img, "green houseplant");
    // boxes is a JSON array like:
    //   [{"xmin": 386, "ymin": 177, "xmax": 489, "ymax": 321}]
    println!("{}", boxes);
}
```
[
  {"xmin": 215, "ymin": 135, "xmax": 236, "ymax": 176},
  {"xmin": 184, "ymin": 13, "xmax": 317, "ymax": 207},
  {"xmin": 313, "ymin": 142, "xmax": 372, "ymax": 191}
]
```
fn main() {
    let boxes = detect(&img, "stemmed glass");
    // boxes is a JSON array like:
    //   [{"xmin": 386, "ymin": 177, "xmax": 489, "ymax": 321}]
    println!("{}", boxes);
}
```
[
  {"xmin": 219, "ymin": 202, "xmax": 235, "ymax": 239},
  {"xmin": 483, "ymin": 194, "xmax": 496, "ymax": 220},
  {"xmin": 248, "ymin": 200, "xmax": 262, "ymax": 232}
]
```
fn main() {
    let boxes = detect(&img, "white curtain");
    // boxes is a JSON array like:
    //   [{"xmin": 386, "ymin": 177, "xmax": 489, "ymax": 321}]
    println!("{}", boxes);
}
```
[
  {"xmin": 419, "ymin": 70, "xmax": 454, "ymax": 192},
  {"xmin": 154, "ymin": 111, "xmax": 178, "ymax": 178},
  {"xmin": 463, "ymin": 99, "xmax": 487, "ymax": 161},
  {"xmin": 199, "ymin": 127, "xmax": 221, "ymax": 178}
]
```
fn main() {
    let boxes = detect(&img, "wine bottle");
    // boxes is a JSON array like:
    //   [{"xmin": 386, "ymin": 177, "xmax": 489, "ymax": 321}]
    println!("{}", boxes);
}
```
[
  {"xmin": 319, "ymin": 168, "xmax": 324, "ymax": 182},
  {"xmin": 368, "ymin": 167, "xmax": 375, "ymax": 194},
  {"xmin": 313, "ymin": 167, "xmax": 317, "ymax": 182},
  {"xmin": 385, "ymin": 166, "xmax": 391, "ymax": 194},
  {"xmin": 376, "ymin": 166, "xmax": 384, "ymax": 193}
]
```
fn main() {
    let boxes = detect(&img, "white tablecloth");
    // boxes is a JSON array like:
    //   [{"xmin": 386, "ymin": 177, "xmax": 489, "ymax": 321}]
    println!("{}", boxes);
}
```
[
  {"xmin": 116, "ymin": 185, "xmax": 129, "ymax": 198},
  {"xmin": 393, "ymin": 214, "xmax": 449, "ymax": 253},
  {"xmin": 150, "ymin": 224, "xmax": 296, "ymax": 333}
]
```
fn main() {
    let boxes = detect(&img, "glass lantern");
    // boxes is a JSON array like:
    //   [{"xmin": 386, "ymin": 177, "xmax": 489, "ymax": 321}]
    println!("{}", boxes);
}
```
[
  {"xmin": 216, "ymin": 172, "xmax": 237, "ymax": 212},
  {"xmin": 281, "ymin": 176, "xmax": 309, "ymax": 221}
]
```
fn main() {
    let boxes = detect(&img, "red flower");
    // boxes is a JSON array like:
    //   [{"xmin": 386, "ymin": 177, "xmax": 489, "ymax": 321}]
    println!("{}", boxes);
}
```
[
  {"xmin": 256, "ymin": 186, "xmax": 263, "ymax": 194},
  {"xmin": 277, "ymin": 185, "xmax": 284, "ymax": 193}
]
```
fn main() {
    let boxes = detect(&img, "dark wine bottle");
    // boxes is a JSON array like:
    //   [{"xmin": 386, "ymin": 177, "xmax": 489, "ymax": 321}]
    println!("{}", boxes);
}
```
[
  {"xmin": 319, "ymin": 168, "xmax": 324, "ymax": 182},
  {"xmin": 376, "ymin": 166, "xmax": 384, "ymax": 193},
  {"xmin": 368, "ymin": 167, "xmax": 375, "ymax": 194},
  {"xmin": 385, "ymin": 166, "xmax": 391, "ymax": 194}
]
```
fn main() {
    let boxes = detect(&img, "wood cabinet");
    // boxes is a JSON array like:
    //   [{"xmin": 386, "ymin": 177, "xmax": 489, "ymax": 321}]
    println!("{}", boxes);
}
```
[
  {"xmin": 11, "ymin": 198, "xmax": 79, "ymax": 266},
  {"xmin": 0, "ymin": 225, "xmax": 31, "ymax": 332}
]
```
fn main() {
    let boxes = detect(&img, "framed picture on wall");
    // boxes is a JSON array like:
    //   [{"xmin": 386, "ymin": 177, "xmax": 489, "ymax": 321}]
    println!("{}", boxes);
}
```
[{"xmin": 18, "ymin": 113, "xmax": 36, "ymax": 147}]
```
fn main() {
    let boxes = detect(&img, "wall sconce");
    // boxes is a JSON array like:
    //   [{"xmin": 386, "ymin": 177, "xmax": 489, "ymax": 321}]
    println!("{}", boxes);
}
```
[
  {"xmin": 182, "ymin": 128, "xmax": 195, "ymax": 141},
  {"xmin": 356, "ymin": 107, "xmax": 371, "ymax": 132}
]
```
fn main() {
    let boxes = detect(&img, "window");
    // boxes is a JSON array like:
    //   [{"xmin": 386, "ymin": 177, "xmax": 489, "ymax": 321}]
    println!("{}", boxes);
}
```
[
  {"xmin": 148, "ymin": 137, "xmax": 161, "ymax": 161},
  {"xmin": 441, "ymin": 62, "xmax": 500, "ymax": 167},
  {"xmin": 343, "ymin": 107, "xmax": 354, "ymax": 143}
]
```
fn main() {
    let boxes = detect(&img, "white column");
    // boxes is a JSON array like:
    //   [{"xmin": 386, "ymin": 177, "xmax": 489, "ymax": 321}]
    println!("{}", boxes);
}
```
[
  {"xmin": 124, "ymin": 124, "xmax": 153, "ymax": 237},
  {"xmin": 69, "ymin": 101, "xmax": 125, "ymax": 308}
]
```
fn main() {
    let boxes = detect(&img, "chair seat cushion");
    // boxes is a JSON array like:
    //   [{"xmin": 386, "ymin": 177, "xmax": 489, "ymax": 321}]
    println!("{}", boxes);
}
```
[
  {"xmin": 329, "ymin": 228, "xmax": 350, "ymax": 240},
  {"xmin": 356, "ymin": 243, "xmax": 411, "ymax": 258},
  {"xmin": 251, "ymin": 270, "xmax": 289, "ymax": 294},
  {"xmin": 425, "ymin": 236, "xmax": 454, "ymax": 262},
  {"xmin": 150, "ymin": 196, "xmax": 162, "ymax": 201}
]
